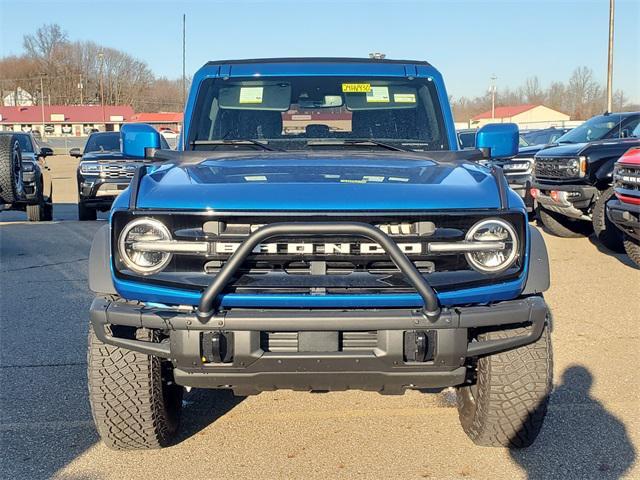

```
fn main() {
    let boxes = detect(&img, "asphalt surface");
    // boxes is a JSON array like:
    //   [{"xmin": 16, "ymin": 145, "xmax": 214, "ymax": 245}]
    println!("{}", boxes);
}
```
[{"xmin": 1, "ymin": 156, "xmax": 639, "ymax": 480}]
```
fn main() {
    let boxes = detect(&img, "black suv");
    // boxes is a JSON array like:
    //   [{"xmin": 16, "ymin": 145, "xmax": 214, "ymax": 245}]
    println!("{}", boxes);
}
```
[
  {"xmin": 532, "ymin": 112, "xmax": 640, "ymax": 250},
  {"xmin": 0, "ymin": 131, "xmax": 54, "ymax": 221},
  {"xmin": 73, "ymin": 131, "xmax": 169, "ymax": 220}
]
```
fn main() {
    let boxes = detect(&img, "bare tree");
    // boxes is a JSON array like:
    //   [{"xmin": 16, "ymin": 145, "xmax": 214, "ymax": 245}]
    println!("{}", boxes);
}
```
[
  {"xmin": 523, "ymin": 76, "xmax": 544, "ymax": 104},
  {"xmin": 23, "ymin": 24, "xmax": 69, "ymax": 62}
]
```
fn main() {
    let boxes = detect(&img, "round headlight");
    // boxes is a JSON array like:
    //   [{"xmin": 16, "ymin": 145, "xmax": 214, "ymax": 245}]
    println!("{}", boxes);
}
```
[
  {"xmin": 118, "ymin": 218, "xmax": 172, "ymax": 275},
  {"xmin": 465, "ymin": 219, "xmax": 519, "ymax": 273}
]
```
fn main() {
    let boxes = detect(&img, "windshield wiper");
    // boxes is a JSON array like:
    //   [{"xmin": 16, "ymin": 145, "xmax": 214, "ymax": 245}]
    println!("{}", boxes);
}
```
[
  {"xmin": 191, "ymin": 139, "xmax": 280, "ymax": 151},
  {"xmin": 306, "ymin": 139, "xmax": 407, "ymax": 152}
]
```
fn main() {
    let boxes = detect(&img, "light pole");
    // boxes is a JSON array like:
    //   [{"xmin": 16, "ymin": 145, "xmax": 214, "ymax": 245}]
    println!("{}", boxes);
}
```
[
  {"xmin": 39, "ymin": 73, "xmax": 46, "ymax": 136},
  {"xmin": 490, "ymin": 75, "xmax": 497, "ymax": 119},
  {"xmin": 78, "ymin": 74, "xmax": 84, "ymax": 105},
  {"xmin": 606, "ymin": 0, "xmax": 615, "ymax": 112},
  {"xmin": 182, "ymin": 14, "xmax": 186, "ymax": 108}
]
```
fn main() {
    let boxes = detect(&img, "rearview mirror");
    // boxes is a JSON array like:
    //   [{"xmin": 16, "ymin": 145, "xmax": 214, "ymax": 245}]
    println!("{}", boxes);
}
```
[
  {"xmin": 121, "ymin": 123, "xmax": 161, "ymax": 158},
  {"xmin": 69, "ymin": 147, "xmax": 82, "ymax": 157},
  {"xmin": 475, "ymin": 123, "xmax": 519, "ymax": 159}
]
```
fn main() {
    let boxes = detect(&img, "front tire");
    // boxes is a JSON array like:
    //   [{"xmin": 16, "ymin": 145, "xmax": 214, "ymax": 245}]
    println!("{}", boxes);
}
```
[
  {"xmin": 456, "ymin": 324, "xmax": 552, "ymax": 448},
  {"xmin": 592, "ymin": 187, "xmax": 624, "ymax": 252},
  {"xmin": 536, "ymin": 206, "xmax": 590, "ymax": 238},
  {"xmin": 0, "ymin": 134, "xmax": 25, "ymax": 204},
  {"xmin": 88, "ymin": 324, "xmax": 183, "ymax": 450},
  {"xmin": 623, "ymin": 235, "xmax": 640, "ymax": 267}
]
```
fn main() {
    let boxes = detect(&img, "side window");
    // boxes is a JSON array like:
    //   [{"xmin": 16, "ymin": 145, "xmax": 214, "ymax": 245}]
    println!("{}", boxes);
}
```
[{"xmin": 624, "ymin": 117, "xmax": 640, "ymax": 138}]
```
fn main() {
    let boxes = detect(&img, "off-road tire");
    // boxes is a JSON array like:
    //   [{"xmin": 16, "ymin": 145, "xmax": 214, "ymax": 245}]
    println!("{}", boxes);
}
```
[
  {"xmin": 0, "ymin": 134, "xmax": 24, "ymax": 203},
  {"xmin": 536, "ymin": 206, "xmax": 590, "ymax": 238},
  {"xmin": 592, "ymin": 187, "xmax": 624, "ymax": 252},
  {"xmin": 456, "ymin": 323, "xmax": 552, "ymax": 448},
  {"xmin": 78, "ymin": 201, "xmax": 97, "ymax": 221},
  {"xmin": 88, "ymin": 324, "xmax": 183, "ymax": 450},
  {"xmin": 26, "ymin": 180, "xmax": 46, "ymax": 221},
  {"xmin": 623, "ymin": 235, "xmax": 640, "ymax": 267}
]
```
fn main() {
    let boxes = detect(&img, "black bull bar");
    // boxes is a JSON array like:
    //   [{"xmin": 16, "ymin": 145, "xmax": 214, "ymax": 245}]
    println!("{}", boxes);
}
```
[{"xmin": 195, "ymin": 222, "xmax": 442, "ymax": 322}]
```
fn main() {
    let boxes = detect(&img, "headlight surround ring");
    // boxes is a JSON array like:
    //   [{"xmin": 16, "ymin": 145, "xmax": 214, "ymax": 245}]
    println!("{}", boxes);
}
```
[
  {"xmin": 117, "ymin": 217, "xmax": 172, "ymax": 275},
  {"xmin": 464, "ymin": 218, "xmax": 519, "ymax": 273}
]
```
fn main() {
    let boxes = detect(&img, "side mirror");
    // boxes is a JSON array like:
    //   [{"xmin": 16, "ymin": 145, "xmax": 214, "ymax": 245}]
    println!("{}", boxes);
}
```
[
  {"xmin": 475, "ymin": 123, "xmax": 519, "ymax": 159},
  {"xmin": 39, "ymin": 146, "xmax": 54, "ymax": 157},
  {"xmin": 69, "ymin": 147, "xmax": 82, "ymax": 157},
  {"xmin": 121, "ymin": 123, "xmax": 161, "ymax": 159}
]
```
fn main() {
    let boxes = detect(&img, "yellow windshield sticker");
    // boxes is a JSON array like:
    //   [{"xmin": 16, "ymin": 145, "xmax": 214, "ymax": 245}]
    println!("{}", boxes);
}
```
[
  {"xmin": 366, "ymin": 86, "xmax": 390, "ymax": 103},
  {"xmin": 394, "ymin": 93, "xmax": 416, "ymax": 103},
  {"xmin": 239, "ymin": 87, "xmax": 264, "ymax": 104},
  {"xmin": 342, "ymin": 83, "xmax": 371, "ymax": 93}
]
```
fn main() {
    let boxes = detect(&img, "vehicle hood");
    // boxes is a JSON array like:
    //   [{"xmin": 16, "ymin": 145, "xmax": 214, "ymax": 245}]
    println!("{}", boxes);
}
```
[
  {"xmin": 534, "ymin": 142, "xmax": 587, "ymax": 158},
  {"xmin": 515, "ymin": 144, "xmax": 548, "ymax": 158},
  {"xmin": 81, "ymin": 151, "xmax": 126, "ymax": 162},
  {"xmin": 135, "ymin": 152, "xmax": 502, "ymax": 211}
]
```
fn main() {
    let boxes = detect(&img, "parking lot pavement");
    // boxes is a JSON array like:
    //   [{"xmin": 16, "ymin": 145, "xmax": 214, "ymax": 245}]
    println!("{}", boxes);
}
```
[{"xmin": 1, "ymin": 159, "xmax": 638, "ymax": 479}]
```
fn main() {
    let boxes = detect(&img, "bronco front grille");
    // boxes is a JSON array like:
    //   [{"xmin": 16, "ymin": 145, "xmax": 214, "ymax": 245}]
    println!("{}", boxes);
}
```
[
  {"xmin": 112, "ymin": 211, "xmax": 526, "ymax": 295},
  {"xmin": 534, "ymin": 157, "xmax": 579, "ymax": 180}
]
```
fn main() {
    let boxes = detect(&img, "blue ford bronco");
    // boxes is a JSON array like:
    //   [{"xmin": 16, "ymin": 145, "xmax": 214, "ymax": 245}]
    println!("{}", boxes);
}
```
[{"xmin": 87, "ymin": 58, "xmax": 552, "ymax": 450}]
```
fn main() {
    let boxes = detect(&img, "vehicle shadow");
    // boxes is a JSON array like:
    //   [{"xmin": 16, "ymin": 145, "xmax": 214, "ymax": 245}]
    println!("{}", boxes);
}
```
[
  {"xmin": 510, "ymin": 365, "xmax": 636, "ymax": 479},
  {"xmin": 176, "ymin": 389, "xmax": 246, "ymax": 443},
  {"xmin": 0, "ymin": 202, "xmax": 109, "ymax": 224},
  {"xmin": 587, "ymin": 234, "xmax": 639, "ymax": 269}
]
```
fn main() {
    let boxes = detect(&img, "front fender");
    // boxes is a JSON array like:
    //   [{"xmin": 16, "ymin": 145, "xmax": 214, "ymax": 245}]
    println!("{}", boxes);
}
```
[
  {"xmin": 88, "ymin": 224, "xmax": 117, "ymax": 295},
  {"xmin": 521, "ymin": 225, "xmax": 550, "ymax": 295}
]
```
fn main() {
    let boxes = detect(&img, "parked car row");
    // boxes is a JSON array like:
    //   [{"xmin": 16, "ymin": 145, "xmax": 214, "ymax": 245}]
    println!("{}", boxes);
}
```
[{"xmin": 458, "ymin": 111, "xmax": 640, "ymax": 266}]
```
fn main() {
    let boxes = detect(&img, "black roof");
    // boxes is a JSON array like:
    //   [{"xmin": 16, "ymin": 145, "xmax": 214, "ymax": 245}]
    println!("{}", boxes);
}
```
[{"xmin": 205, "ymin": 57, "xmax": 432, "ymax": 67}]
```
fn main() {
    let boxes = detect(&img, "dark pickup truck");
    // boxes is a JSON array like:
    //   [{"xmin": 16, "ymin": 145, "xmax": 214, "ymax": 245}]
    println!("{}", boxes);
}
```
[
  {"xmin": 531, "ymin": 112, "xmax": 640, "ymax": 250},
  {"xmin": 73, "ymin": 131, "xmax": 170, "ymax": 220}
]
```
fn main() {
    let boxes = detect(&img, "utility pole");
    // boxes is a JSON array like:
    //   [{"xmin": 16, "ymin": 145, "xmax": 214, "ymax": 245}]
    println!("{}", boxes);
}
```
[
  {"xmin": 39, "ymin": 74, "xmax": 46, "ymax": 135},
  {"xmin": 490, "ymin": 75, "xmax": 497, "ymax": 119},
  {"xmin": 606, "ymin": 0, "xmax": 615, "ymax": 112},
  {"xmin": 99, "ymin": 51, "xmax": 105, "ymax": 126},
  {"xmin": 182, "ymin": 14, "xmax": 186, "ymax": 108}
]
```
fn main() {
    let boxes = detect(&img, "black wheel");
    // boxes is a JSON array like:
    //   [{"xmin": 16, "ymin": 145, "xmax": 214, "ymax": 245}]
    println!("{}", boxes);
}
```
[
  {"xmin": 592, "ymin": 187, "xmax": 624, "ymax": 252},
  {"xmin": 456, "ymin": 323, "xmax": 552, "ymax": 448},
  {"xmin": 88, "ymin": 324, "xmax": 183, "ymax": 450},
  {"xmin": 536, "ymin": 206, "xmax": 590, "ymax": 238},
  {"xmin": 78, "ymin": 201, "xmax": 97, "ymax": 221},
  {"xmin": 623, "ymin": 235, "xmax": 640, "ymax": 267},
  {"xmin": 43, "ymin": 197, "xmax": 53, "ymax": 221},
  {"xmin": 0, "ymin": 134, "xmax": 25, "ymax": 203}
]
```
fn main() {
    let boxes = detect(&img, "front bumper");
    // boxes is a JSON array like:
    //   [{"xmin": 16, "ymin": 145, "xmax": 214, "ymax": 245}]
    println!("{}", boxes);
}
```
[
  {"xmin": 607, "ymin": 199, "xmax": 640, "ymax": 241},
  {"xmin": 79, "ymin": 176, "xmax": 131, "ymax": 205},
  {"xmin": 531, "ymin": 182, "xmax": 598, "ymax": 219},
  {"xmin": 90, "ymin": 295, "xmax": 548, "ymax": 394}
]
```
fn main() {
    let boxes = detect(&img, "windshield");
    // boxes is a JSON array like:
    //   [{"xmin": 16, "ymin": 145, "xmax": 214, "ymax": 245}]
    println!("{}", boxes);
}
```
[
  {"xmin": 15, "ymin": 134, "xmax": 34, "ymax": 153},
  {"xmin": 84, "ymin": 132, "xmax": 120, "ymax": 153},
  {"xmin": 189, "ymin": 76, "xmax": 448, "ymax": 151},
  {"xmin": 555, "ymin": 115, "xmax": 635, "ymax": 144}
]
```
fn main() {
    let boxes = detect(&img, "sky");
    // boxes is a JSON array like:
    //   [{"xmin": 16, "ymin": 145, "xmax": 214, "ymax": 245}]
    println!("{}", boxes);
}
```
[{"xmin": 1, "ymin": 0, "xmax": 639, "ymax": 102}]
